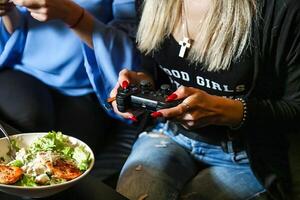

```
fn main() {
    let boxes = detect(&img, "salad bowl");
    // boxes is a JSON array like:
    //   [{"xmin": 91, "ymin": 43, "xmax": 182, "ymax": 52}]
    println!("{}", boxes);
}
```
[{"xmin": 0, "ymin": 132, "xmax": 94, "ymax": 198}]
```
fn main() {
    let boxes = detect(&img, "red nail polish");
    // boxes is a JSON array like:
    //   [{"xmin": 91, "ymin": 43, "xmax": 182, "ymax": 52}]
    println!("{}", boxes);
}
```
[
  {"xmin": 122, "ymin": 81, "xmax": 129, "ymax": 89},
  {"xmin": 128, "ymin": 116, "xmax": 138, "ymax": 122},
  {"xmin": 151, "ymin": 111, "xmax": 163, "ymax": 118},
  {"xmin": 166, "ymin": 93, "xmax": 178, "ymax": 102}
]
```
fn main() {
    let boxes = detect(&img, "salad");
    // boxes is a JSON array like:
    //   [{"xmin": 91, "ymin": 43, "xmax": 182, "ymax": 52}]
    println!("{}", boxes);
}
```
[{"xmin": 0, "ymin": 131, "xmax": 92, "ymax": 186}]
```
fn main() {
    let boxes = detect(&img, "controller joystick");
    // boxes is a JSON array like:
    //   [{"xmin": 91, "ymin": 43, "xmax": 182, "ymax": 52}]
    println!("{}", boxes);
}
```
[
  {"xmin": 140, "ymin": 80, "xmax": 152, "ymax": 94},
  {"xmin": 160, "ymin": 84, "xmax": 172, "ymax": 95}
]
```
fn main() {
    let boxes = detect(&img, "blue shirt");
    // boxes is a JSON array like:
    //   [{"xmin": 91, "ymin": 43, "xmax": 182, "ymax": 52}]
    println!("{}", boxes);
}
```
[{"xmin": 0, "ymin": 0, "xmax": 140, "ymax": 118}]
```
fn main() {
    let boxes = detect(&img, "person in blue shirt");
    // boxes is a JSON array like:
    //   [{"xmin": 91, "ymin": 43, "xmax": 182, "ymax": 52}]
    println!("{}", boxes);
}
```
[{"xmin": 0, "ymin": 0, "xmax": 140, "ymax": 151}]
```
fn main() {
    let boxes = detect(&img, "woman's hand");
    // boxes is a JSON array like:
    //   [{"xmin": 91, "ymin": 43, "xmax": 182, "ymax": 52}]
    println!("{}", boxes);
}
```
[
  {"xmin": 110, "ymin": 69, "xmax": 154, "ymax": 122},
  {"xmin": 12, "ymin": 0, "xmax": 81, "ymax": 25},
  {"xmin": 0, "ymin": 1, "xmax": 14, "ymax": 16},
  {"xmin": 155, "ymin": 86, "xmax": 244, "ymax": 129}
]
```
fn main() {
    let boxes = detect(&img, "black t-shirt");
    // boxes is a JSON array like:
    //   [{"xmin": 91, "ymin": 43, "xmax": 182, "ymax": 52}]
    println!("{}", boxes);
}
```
[{"xmin": 156, "ymin": 35, "xmax": 254, "ymax": 98}]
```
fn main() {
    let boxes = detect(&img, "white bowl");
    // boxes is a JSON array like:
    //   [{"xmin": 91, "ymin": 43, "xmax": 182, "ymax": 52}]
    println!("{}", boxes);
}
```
[{"xmin": 0, "ymin": 133, "xmax": 95, "ymax": 198}]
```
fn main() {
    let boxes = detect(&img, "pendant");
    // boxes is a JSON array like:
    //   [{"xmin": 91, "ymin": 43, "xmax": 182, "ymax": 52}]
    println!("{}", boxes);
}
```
[{"xmin": 178, "ymin": 37, "xmax": 191, "ymax": 58}]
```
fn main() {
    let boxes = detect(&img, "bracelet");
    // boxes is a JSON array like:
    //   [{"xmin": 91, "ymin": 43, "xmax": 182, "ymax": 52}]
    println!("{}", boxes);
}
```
[
  {"xmin": 69, "ymin": 7, "xmax": 85, "ymax": 29},
  {"xmin": 230, "ymin": 98, "xmax": 247, "ymax": 130}
]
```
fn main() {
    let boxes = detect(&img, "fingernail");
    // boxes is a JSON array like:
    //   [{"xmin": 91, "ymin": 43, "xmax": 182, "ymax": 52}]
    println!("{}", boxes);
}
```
[
  {"xmin": 151, "ymin": 111, "xmax": 163, "ymax": 118},
  {"xmin": 128, "ymin": 116, "xmax": 138, "ymax": 122},
  {"xmin": 166, "ymin": 93, "xmax": 178, "ymax": 102},
  {"xmin": 122, "ymin": 81, "xmax": 129, "ymax": 89}
]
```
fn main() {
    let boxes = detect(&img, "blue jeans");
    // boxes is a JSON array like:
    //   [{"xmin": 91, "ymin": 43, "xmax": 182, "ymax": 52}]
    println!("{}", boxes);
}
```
[{"xmin": 116, "ymin": 122, "xmax": 266, "ymax": 200}]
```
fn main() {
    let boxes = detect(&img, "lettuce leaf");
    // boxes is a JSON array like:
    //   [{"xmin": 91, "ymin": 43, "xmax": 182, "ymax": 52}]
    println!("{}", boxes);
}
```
[
  {"xmin": 29, "ymin": 131, "xmax": 91, "ymax": 170},
  {"xmin": 8, "ymin": 159, "xmax": 23, "ymax": 167},
  {"xmin": 29, "ymin": 131, "xmax": 74, "ymax": 159},
  {"xmin": 72, "ymin": 146, "xmax": 90, "ymax": 171},
  {"xmin": 17, "ymin": 175, "xmax": 37, "ymax": 187}
]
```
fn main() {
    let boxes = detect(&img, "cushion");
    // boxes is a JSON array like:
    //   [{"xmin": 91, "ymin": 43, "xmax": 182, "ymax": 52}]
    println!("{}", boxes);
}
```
[{"xmin": 288, "ymin": 133, "xmax": 300, "ymax": 200}]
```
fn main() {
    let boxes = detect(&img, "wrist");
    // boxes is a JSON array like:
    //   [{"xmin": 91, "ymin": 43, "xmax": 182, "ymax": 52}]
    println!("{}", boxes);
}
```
[
  {"xmin": 62, "ymin": 1, "xmax": 83, "ymax": 27},
  {"xmin": 217, "ymin": 97, "xmax": 244, "ymax": 127},
  {"xmin": 229, "ymin": 98, "xmax": 247, "ymax": 130},
  {"xmin": 69, "ymin": 7, "xmax": 84, "ymax": 28}
]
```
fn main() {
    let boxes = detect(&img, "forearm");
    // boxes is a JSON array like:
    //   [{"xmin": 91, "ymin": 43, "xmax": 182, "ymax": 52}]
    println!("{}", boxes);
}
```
[
  {"xmin": 63, "ymin": 1, "xmax": 93, "ymax": 48},
  {"xmin": 1, "ymin": 6, "xmax": 20, "ymax": 34},
  {"xmin": 71, "ymin": 10, "xmax": 94, "ymax": 48},
  {"xmin": 246, "ymin": 98, "xmax": 300, "ymax": 129},
  {"xmin": 244, "ymin": 63, "xmax": 300, "ymax": 131}
]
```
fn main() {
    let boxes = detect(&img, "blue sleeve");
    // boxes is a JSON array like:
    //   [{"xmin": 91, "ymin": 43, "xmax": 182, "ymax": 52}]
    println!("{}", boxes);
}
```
[
  {"xmin": 0, "ymin": 8, "xmax": 28, "ymax": 69},
  {"xmin": 83, "ymin": 20, "xmax": 140, "ymax": 120},
  {"xmin": 83, "ymin": 0, "xmax": 141, "ymax": 119}
]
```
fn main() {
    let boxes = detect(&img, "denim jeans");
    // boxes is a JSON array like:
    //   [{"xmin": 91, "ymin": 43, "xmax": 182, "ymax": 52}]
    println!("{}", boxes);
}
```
[{"xmin": 117, "ymin": 122, "xmax": 266, "ymax": 200}]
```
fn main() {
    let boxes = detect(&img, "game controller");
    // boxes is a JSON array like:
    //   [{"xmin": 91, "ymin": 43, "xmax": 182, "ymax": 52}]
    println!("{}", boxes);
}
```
[{"xmin": 116, "ymin": 80, "xmax": 182, "ymax": 112}]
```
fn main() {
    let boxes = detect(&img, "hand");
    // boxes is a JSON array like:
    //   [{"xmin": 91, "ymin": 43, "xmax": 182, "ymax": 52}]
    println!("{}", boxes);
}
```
[
  {"xmin": 12, "ymin": 0, "xmax": 80, "ymax": 25},
  {"xmin": 155, "ymin": 86, "xmax": 244, "ymax": 129},
  {"xmin": 0, "ymin": 1, "xmax": 15, "ymax": 16},
  {"xmin": 110, "ymin": 69, "xmax": 154, "ymax": 121}
]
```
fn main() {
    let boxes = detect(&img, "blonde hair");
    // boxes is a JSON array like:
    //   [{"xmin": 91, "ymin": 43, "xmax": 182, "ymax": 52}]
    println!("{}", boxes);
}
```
[{"xmin": 137, "ymin": 0, "xmax": 258, "ymax": 71}]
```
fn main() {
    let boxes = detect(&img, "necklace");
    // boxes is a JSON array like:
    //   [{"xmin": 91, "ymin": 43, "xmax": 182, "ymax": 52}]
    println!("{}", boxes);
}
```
[{"xmin": 178, "ymin": 0, "xmax": 191, "ymax": 58}]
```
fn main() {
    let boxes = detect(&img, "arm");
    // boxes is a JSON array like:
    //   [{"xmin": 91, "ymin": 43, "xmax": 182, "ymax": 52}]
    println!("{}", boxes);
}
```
[
  {"xmin": 12, "ymin": 0, "xmax": 94, "ymax": 47},
  {"xmin": 59, "ymin": 2, "xmax": 94, "ymax": 48},
  {"xmin": 244, "ymin": 2, "xmax": 300, "ymax": 132},
  {"xmin": 11, "ymin": 0, "xmax": 140, "ymax": 117},
  {"xmin": 82, "ymin": 0, "xmax": 142, "ymax": 117}
]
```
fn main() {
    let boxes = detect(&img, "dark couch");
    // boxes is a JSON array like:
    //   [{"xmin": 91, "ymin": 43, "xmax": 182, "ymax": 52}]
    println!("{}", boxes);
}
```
[{"xmin": 288, "ymin": 133, "xmax": 300, "ymax": 200}]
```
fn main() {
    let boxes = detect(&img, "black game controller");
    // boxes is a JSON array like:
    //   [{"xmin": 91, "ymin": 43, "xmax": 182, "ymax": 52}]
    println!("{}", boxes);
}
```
[{"xmin": 116, "ymin": 80, "xmax": 182, "ymax": 112}]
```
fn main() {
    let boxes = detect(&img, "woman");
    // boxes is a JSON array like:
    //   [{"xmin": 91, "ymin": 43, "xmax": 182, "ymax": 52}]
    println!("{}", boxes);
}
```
[
  {"xmin": 111, "ymin": 0, "xmax": 300, "ymax": 199},
  {"xmin": 0, "ymin": 0, "xmax": 140, "ymax": 151}
]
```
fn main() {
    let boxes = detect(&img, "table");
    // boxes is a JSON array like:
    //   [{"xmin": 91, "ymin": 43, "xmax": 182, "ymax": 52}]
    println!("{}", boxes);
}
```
[{"xmin": 0, "ymin": 175, "xmax": 128, "ymax": 200}]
